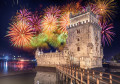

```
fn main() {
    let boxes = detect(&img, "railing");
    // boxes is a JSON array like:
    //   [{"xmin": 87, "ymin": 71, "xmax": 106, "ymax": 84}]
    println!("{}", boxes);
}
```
[{"xmin": 56, "ymin": 65, "xmax": 120, "ymax": 84}]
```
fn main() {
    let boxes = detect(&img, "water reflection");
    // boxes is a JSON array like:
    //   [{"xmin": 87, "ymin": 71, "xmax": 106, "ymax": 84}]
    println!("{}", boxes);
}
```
[
  {"xmin": 0, "ymin": 61, "xmax": 36, "ymax": 75},
  {"xmin": 0, "ymin": 61, "xmax": 58, "ymax": 84},
  {"xmin": 34, "ymin": 71, "xmax": 56, "ymax": 84},
  {"xmin": 3, "ymin": 61, "xmax": 8, "ymax": 74}
]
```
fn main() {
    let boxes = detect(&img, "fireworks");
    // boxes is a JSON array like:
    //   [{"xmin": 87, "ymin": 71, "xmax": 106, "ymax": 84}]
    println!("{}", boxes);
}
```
[
  {"xmin": 44, "ymin": 6, "xmax": 61, "ymax": 17},
  {"xmin": 29, "ymin": 14, "xmax": 41, "ymax": 34},
  {"xmin": 41, "ymin": 14, "xmax": 58, "ymax": 33},
  {"xmin": 48, "ymin": 34, "xmax": 60, "ymax": 48},
  {"xmin": 7, "ymin": 21, "xmax": 33, "ymax": 48},
  {"xmin": 7, "ymin": 0, "xmax": 117, "ymax": 50},
  {"xmin": 94, "ymin": 0, "xmax": 116, "ymax": 22},
  {"xmin": 61, "ymin": 2, "xmax": 82, "ymax": 15},
  {"xmin": 16, "ymin": 9, "xmax": 31, "ymax": 21},
  {"xmin": 100, "ymin": 22, "xmax": 115, "ymax": 46},
  {"xmin": 30, "ymin": 36, "xmax": 39, "ymax": 48},
  {"xmin": 58, "ymin": 33, "xmax": 68, "ymax": 43},
  {"xmin": 59, "ymin": 2, "xmax": 82, "ymax": 33},
  {"xmin": 59, "ymin": 13, "xmax": 70, "ymax": 33}
]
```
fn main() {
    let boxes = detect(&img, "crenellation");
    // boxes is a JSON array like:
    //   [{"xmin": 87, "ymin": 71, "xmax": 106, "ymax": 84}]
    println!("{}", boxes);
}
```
[{"xmin": 67, "ymin": 19, "xmax": 100, "ymax": 29}]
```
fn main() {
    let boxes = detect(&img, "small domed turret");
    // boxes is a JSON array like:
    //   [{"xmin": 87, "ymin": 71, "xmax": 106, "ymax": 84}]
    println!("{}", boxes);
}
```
[{"xmin": 35, "ymin": 47, "xmax": 40, "ymax": 56}]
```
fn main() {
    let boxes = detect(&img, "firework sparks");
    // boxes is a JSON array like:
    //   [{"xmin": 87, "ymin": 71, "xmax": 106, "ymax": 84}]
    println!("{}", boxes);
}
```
[
  {"xmin": 29, "ymin": 14, "xmax": 41, "ymax": 34},
  {"xmin": 30, "ymin": 33, "xmax": 48, "ymax": 48},
  {"xmin": 7, "ymin": 21, "xmax": 33, "ymax": 48},
  {"xmin": 100, "ymin": 22, "xmax": 115, "ymax": 46},
  {"xmin": 58, "ymin": 33, "xmax": 68, "ymax": 43},
  {"xmin": 7, "ymin": 0, "xmax": 117, "ymax": 50},
  {"xmin": 94, "ymin": 0, "xmax": 116, "ymax": 22},
  {"xmin": 41, "ymin": 14, "xmax": 58, "ymax": 33},
  {"xmin": 16, "ymin": 9, "xmax": 31, "ymax": 21},
  {"xmin": 61, "ymin": 2, "xmax": 82, "ymax": 15},
  {"xmin": 48, "ymin": 34, "xmax": 60, "ymax": 48},
  {"xmin": 59, "ymin": 13, "xmax": 69, "ymax": 33},
  {"xmin": 59, "ymin": 2, "xmax": 82, "ymax": 33},
  {"xmin": 44, "ymin": 6, "xmax": 61, "ymax": 17}
]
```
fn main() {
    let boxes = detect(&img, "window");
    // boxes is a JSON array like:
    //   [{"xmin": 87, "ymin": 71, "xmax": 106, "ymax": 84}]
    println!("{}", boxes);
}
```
[
  {"xmin": 77, "ymin": 30, "xmax": 80, "ymax": 34},
  {"xmin": 77, "ymin": 47, "xmax": 80, "ymax": 51},
  {"xmin": 77, "ymin": 38, "xmax": 80, "ymax": 41}
]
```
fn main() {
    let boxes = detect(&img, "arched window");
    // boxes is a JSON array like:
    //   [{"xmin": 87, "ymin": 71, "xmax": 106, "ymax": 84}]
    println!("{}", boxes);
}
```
[
  {"xmin": 77, "ymin": 38, "xmax": 80, "ymax": 41},
  {"xmin": 77, "ymin": 30, "xmax": 80, "ymax": 34},
  {"xmin": 77, "ymin": 47, "xmax": 80, "ymax": 51}
]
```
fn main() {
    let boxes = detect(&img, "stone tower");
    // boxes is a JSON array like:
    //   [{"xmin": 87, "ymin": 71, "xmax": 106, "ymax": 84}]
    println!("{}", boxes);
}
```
[{"xmin": 66, "ymin": 7, "xmax": 103, "ymax": 69}]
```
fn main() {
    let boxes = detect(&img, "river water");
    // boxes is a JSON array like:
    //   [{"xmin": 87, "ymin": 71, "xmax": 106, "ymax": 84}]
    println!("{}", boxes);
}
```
[
  {"xmin": 0, "ymin": 61, "xmax": 120, "ymax": 84},
  {"xmin": 0, "ymin": 61, "xmax": 57, "ymax": 84}
]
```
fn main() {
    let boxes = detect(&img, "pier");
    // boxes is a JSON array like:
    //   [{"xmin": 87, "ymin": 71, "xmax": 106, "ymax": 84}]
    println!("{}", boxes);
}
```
[{"xmin": 56, "ymin": 65, "xmax": 120, "ymax": 84}]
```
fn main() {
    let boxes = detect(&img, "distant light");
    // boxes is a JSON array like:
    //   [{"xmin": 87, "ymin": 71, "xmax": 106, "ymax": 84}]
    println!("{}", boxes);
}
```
[{"xmin": 14, "ymin": 56, "xmax": 15, "ymax": 57}]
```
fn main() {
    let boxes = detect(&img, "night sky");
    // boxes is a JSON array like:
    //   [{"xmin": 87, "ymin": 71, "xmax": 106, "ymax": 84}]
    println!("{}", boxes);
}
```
[{"xmin": 0, "ymin": 0, "xmax": 120, "ymax": 60}]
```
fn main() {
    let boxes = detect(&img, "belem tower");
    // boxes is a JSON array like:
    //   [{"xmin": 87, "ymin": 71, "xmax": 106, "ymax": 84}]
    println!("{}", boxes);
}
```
[{"xmin": 35, "ymin": 7, "xmax": 103, "ymax": 69}]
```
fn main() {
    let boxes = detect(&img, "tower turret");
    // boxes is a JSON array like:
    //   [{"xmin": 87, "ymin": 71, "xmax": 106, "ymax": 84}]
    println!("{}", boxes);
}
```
[{"xmin": 35, "ymin": 48, "xmax": 40, "ymax": 57}]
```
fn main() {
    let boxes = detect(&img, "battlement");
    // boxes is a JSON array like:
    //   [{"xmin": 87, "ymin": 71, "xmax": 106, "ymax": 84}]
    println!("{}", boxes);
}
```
[
  {"xmin": 68, "ymin": 6, "xmax": 99, "ymax": 28},
  {"xmin": 37, "ymin": 51, "xmax": 65, "ymax": 58},
  {"xmin": 36, "ymin": 49, "xmax": 65, "ymax": 57},
  {"xmin": 67, "ymin": 20, "xmax": 101, "ymax": 30}
]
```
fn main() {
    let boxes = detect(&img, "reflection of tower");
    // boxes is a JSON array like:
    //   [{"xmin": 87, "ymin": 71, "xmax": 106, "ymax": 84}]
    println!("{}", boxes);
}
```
[
  {"xmin": 66, "ymin": 6, "xmax": 103, "ymax": 69},
  {"xmin": 34, "ymin": 71, "xmax": 56, "ymax": 84}
]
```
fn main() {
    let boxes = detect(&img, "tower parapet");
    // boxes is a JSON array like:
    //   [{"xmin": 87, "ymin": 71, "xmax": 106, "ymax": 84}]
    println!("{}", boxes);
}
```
[{"xmin": 68, "ymin": 6, "xmax": 99, "ymax": 30}]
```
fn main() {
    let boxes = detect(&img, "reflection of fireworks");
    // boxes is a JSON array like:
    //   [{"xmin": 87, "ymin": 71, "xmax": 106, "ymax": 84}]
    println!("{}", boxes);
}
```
[
  {"xmin": 44, "ymin": 6, "xmax": 61, "ymax": 17},
  {"xmin": 16, "ymin": 9, "xmax": 31, "ymax": 21},
  {"xmin": 7, "ymin": 21, "xmax": 33, "ymax": 48},
  {"xmin": 41, "ymin": 14, "xmax": 58, "ymax": 33},
  {"xmin": 95, "ymin": 0, "xmax": 115, "ymax": 21},
  {"xmin": 100, "ymin": 22, "xmax": 115, "ymax": 46}
]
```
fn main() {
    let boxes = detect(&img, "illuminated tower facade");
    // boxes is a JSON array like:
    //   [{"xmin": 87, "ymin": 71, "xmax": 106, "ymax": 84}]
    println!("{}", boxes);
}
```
[{"xmin": 66, "ymin": 7, "xmax": 103, "ymax": 69}]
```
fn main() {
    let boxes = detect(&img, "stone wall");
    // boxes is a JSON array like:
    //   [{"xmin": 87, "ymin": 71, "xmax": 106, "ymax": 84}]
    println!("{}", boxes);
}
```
[{"xmin": 35, "ymin": 49, "xmax": 69, "ymax": 67}]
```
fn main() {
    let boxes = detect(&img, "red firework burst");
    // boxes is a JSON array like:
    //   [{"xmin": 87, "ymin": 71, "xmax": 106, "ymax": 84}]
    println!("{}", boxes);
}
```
[{"xmin": 7, "ymin": 21, "xmax": 33, "ymax": 48}]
